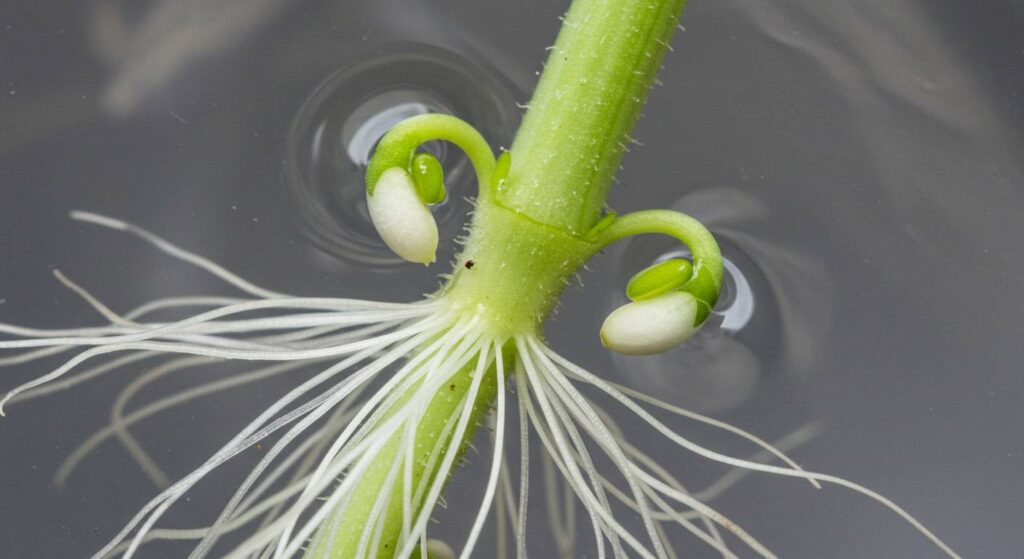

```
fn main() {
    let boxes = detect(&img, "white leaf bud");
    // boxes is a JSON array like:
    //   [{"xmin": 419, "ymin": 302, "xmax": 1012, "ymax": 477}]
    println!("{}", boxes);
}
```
[
  {"xmin": 600, "ymin": 291, "xmax": 700, "ymax": 355},
  {"xmin": 367, "ymin": 168, "xmax": 439, "ymax": 264}
]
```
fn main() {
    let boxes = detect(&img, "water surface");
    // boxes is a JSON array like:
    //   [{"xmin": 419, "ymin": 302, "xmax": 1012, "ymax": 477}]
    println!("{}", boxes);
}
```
[{"xmin": 1, "ymin": 0, "xmax": 1021, "ymax": 556}]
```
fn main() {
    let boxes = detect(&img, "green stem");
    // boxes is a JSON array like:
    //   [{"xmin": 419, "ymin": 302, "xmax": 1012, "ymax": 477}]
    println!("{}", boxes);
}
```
[
  {"xmin": 308, "ymin": 344, "xmax": 503, "ymax": 559},
  {"xmin": 501, "ymin": 0, "xmax": 687, "ymax": 233},
  {"xmin": 317, "ymin": 1, "xmax": 706, "ymax": 556}
]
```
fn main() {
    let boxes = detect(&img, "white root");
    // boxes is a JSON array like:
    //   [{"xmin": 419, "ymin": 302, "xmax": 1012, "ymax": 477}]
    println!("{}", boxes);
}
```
[{"xmin": 0, "ymin": 213, "xmax": 959, "ymax": 559}]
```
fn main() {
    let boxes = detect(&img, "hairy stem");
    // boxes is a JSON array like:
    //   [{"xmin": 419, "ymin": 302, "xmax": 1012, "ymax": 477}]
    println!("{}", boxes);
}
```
[
  {"xmin": 318, "ymin": 0, "xmax": 689, "ymax": 556},
  {"xmin": 309, "ymin": 352, "xmax": 501, "ymax": 559},
  {"xmin": 501, "ymin": 0, "xmax": 686, "ymax": 233}
]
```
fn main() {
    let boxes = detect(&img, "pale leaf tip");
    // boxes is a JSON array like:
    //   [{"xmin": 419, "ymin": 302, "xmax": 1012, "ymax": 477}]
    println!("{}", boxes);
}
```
[
  {"xmin": 600, "ymin": 291, "xmax": 700, "ymax": 355},
  {"xmin": 367, "ymin": 167, "xmax": 439, "ymax": 264}
]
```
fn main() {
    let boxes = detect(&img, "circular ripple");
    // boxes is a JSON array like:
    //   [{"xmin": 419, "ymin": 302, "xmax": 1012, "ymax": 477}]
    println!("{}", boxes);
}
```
[
  {"xmin": 609, "ymin": 232, "xmax": 783, "ymax": 413},
  {"xmin": 615, "ymin": 233, "xmax": 777, "ymax": 342},
  {"xmin": 285, "ymin": 43, "xmax": 521, "ymax": 266}
]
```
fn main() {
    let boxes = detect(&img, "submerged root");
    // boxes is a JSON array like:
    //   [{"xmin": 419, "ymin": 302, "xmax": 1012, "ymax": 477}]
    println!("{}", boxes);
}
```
[{"xmin": 0, "ymin": 214, "xmax": 959, "ymax": 558}]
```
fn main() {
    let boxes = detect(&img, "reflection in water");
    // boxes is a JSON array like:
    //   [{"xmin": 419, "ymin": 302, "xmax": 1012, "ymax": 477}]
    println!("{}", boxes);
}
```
[
  {"xmin": 717, "ymin": 257, "xmax": 755, "ymax": 333},
  {"xmin": 614, "ymin": 333, "xmax": 761, "ymax": 414},
  {"xmin": 680, "ymin": 188, "xmax": 834, "ymax": 381},
  {"xmin": 89, "ymin": 0, "xmax": 300, "ymax": 116},
  {"xmin": 730, "ymin": 0, "xmax": 1024, "ymax": 336},
  {"xmin": 611, "ymin": 187, "xmax": 832, "ymax": 413},
  {"xmin": 341, "ymin": 93, "xmax": 436, "ymax": 167}
]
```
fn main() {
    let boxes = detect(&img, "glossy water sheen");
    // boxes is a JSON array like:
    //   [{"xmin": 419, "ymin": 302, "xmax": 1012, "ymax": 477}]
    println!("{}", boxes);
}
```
[{"xmin": 0, "ymin": 1, "xmax": 1021, "ymax": 557}]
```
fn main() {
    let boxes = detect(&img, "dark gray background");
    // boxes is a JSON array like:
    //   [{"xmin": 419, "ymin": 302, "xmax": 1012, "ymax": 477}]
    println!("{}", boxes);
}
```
[{"xmin": 1, "ymin": 0, "xmax": 1022, "ymax": 557}]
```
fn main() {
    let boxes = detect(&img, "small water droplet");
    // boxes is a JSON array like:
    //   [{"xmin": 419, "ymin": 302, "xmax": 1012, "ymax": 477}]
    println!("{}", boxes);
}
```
[{"xmin": 285, "ymin": 43, "xmax": 520, "ymax": 267}]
